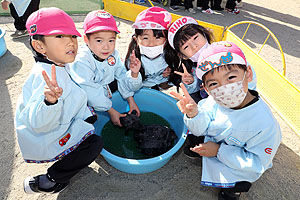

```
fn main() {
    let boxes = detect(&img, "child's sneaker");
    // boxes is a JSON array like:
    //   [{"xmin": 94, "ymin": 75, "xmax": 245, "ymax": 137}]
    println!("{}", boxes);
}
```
[
  {"xmin": 218, "ymin": 191, "xmax": 241, "ymax": 200},
  {"xmin": 186, "ymin": 8, "xmax": 196, "ymax": 14},
  {"xmin": 226, "ymin": 7, "xmax": 240, "ymax": 14},
  {"xmin": 196, "ymin": 7, "xmax": 202, "ymax": 10},
  {"xmin": 202, "ymin": 8, "xmax": 214, "ymax": 14},
  {"xmin": 169, "ymin": 5, "xmax": 180, "ymax": 12},
  {"xmin": 24, "ymin": 174, "xmax": 69, "ymax": 194},
  {"xmin": 10, "ymin": 30, "xmax": 29, "ymax": 38}
]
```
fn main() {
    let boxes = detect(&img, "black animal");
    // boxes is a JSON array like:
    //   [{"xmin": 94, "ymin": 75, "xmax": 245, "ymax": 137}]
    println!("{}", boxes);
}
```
[{"xmin": 119, "ymin": 111, "xmax": 178, "ymax": 157}]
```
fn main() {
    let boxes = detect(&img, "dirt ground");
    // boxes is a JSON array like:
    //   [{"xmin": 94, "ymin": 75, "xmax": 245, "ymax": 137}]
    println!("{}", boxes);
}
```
[{"xmin": 0, "ymin": 0, "xmax": 300, "ymax": 199}]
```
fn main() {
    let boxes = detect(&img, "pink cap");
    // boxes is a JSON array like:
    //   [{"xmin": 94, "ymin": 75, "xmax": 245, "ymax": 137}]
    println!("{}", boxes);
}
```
[
  {"xmin": 83, "ymin": 10, "xmax": 120, "ymax": 34},
  {"xmin": 196, "ymin": 41, "xmax": 247, "ymax": 80},
  {"xmin": 168, "ymin": 16, "xmax": 198, "ymax": 49},
  {"xmin": 132, "ymin": 7, "xmax": 172, "ymax": 30},
  {"xmin": 26, "ymin": 7, "xmax": 81, "ymax": 37}
]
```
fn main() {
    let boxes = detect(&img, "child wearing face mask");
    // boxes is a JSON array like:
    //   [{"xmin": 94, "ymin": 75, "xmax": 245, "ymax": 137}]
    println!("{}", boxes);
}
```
[
  {"xmin": 125, "ymin": 7, "xmax": 176, "ymax": 91},
  {"xmin": 69, "ymin": 10, "xmax": 142, "ymax": 127},
  {"xmin": 168, "ymin": 16, "xmax": 257, "ymax": 103},
  {"xmin": 15, "ymin": 7, "xmax": 103, "ymax": 194},
  {"xmin": 171, "ymin": 41, "xmax": 281, "ymax": 200}
]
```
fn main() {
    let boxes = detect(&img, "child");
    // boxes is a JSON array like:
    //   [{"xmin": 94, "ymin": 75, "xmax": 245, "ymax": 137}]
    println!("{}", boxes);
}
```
[
  {"xmin": 125, "ymin": 6, "xmax": 175, "ymax": 91},
  {"xmin": 69, "ymin": 10, "xmax": 142, "ymax": 126},
  {"xmin": 15, "ymin": 7, "xmax": 103, "ymax": 194},
  {"xmin": 171, "ymin": 41, "xmax": 281, "ymax": 200},
  {"xmin": 168, "ymin": 16, "xmax": 214, "ymax": 102},
  {"xmin": 168, "ymin": 16, "xmax": 257, "ymax": 101}
]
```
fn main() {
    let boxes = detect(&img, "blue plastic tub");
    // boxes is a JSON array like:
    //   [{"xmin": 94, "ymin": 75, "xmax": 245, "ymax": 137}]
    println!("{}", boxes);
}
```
[
  {"xmin": 94, "ymin": 88, "xmax": 187, "ymax": 174},
  {"xmin": 0, "ymin": 27, "xmax": 7, "ymax": 57}
]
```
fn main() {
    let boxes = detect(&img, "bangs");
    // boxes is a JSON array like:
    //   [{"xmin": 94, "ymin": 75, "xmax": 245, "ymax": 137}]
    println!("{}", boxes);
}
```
[{"xmin": 135, "ymin": 29, "xmax": 167, "ymax": 38}]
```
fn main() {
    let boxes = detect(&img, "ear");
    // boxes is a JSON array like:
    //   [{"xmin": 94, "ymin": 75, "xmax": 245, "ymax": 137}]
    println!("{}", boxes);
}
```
[
  {"xmin": 83, "ymin": 35, "xmax": 89, "ymax": 45},
  {"xmin": 246, "ymin": 65, "xmax": 253, "ymax": 82},
  {"xmin": 31, "ymin": 40, "xmax": 46, "ymax": 54}
]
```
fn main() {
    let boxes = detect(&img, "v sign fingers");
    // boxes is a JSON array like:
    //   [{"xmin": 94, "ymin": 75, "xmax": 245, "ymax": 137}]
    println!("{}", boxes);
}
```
[
  {"xmin": 42, "ymin": 65, "xmax": 63, "ymax": 103},
  {"xmin": 129, "ymin": 50, "xmax": 141, "ymax": 78},
  {"xmin": 179, "ymin": 83, "xmax": 198, "ymax": 118},
  {"xmin": 174, "ymin": 63, "xmax": 194, "ymax": 85}
]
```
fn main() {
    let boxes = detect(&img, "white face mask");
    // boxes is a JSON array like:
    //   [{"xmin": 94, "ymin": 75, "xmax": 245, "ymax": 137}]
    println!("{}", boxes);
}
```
[
  {"xmin": 139, "ymin": 44, "xmax": 164, "ymax": 59},
  {"xmin": 189, "ymin": 42, "xmax": 209, "ymax": 62},
  {"xmin": 208, "ymin": 72, "xmax": 247, "ymax": 108}
]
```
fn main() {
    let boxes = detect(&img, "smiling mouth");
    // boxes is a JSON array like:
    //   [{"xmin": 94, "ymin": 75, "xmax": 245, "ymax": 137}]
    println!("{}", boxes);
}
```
[{"xmin": 66, "ymin": 50, "xmax": 75, "ymax": 55}]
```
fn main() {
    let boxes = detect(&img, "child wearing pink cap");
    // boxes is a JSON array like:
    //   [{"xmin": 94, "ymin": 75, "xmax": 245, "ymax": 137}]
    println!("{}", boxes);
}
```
[
  {"xmin": 168, "ymin": 16, "xmax": 257, "ymax": 97},
  {"xmin": 15, "ymin": 7, "xmax": 103, "ymax": 194},
  {"xmin": 125, "ymin": 6, "xmax": 177, "ymax": 91},
  {"xmin": 69, "ymin": 10, "xmax": 142, "ymax": 126},
  {"xmin": 171, "ymin": 41, "xmax": 281, "ymax": 200}
]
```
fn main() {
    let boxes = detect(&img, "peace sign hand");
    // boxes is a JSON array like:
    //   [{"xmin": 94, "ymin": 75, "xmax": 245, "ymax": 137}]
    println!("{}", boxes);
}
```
[
  {"xmin": 129, "ymin": 50, "xmax": 141, "ymax": 78},
  {"xmin": 42, "ymin": 65, "xmax": 63, "ymax": 104},
  {"xmin": 174, "ymin": 63, "xmax": 194, "ymax": 85},
  {"xmin": 170, "ymin": 83, "xmax": 198, "ymax": 118}
]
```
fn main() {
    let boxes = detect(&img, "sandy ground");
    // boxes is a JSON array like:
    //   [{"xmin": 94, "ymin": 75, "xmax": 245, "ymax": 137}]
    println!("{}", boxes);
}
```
[{"xmin": 0, "ymin": 0, "xmax": 300, "ymax": 199}]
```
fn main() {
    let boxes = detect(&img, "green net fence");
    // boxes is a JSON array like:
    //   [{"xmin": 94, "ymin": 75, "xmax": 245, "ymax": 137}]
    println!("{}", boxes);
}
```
[{"xmin": 0, "ymin": 0, "xmax": 103, "ymax": 16}]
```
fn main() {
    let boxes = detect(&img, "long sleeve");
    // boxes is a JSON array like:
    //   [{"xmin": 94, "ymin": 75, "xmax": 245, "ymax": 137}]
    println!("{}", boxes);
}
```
[
  {"xmin": 113, "ymin": 55, "xmax": 142, "ymax": 99},
  {"xmin": 16, "ymin": 80, "xmax": 64, "ymax": 133},
  {"xmin": 217, "ymin": 124, "xmax": 281, "ymax": 173},
  {"xmin": 69, "ymin": 49, "xmax": 112, "ymax": 111}
]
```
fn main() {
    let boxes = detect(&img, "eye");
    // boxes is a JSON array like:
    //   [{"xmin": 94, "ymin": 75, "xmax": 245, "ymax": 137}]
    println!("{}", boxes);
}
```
[
  {"xmin": 228, "ymin": 75, "xmax": 237, "ymax": 81},
  {"xmin": 109, "ymin": 39, "xmax": 115, "ymax": 43},
  {"xmin": 96, "ymin": 40, "xmax": 102, "ymax": 43},
  {"xmin": 55, "ymin": 35, "xmax": 63, "ymax": 38},
  {"xmin": 208, "ymin": 82, "xmax": 218, "ymax": 88},
  {"xmin": 72, "ymin": 35, "xmax": 77, "ymax": 38},
  {"xmin": 194, "ymin": 35, "xmax": 198, "ymax": 40},
  {"xmin": 183, "ymin": 45, "xmax": 188, "ymax": 50}
]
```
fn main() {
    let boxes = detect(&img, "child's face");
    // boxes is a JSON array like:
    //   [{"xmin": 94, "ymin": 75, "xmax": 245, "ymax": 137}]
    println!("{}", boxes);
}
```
[
  {"xmin": 203, "ymin": 65, "xmax": 253, "ymax": 93},
  {"xmin": 179, "ymin": 33, "xmax": 207, "ymax": 59},
  {"xmin": 37, "ymin": 34, "xmax": 78, "ymax": 66},
  {"xmin": 137, "ymin": 29, "xmax": 166, "ymax": 47},
  {"xmin": 84, "ymin": 31, "xmax": 116, "ymax": 60}
]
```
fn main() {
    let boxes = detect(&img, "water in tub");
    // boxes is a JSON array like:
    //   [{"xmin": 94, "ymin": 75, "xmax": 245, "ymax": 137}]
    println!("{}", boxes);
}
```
[{"xmin": 101, "ymin": 111, "xmax": 177, "ymax": 159}]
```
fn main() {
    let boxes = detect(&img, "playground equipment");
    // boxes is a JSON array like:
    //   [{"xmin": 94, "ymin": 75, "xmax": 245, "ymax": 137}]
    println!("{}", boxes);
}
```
[
  {"xmin": 94, "ymin": 88, "xmax": 187, "ymax": 174},
  {"xmin": 102, "ymin": 0, "xmax": 300, "ymax": 137}
]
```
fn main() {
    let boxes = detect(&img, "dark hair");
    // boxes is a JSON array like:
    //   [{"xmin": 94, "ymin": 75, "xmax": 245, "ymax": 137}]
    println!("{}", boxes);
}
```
[
  {"xmin": 173, "ymin": 24, "xmax": 214, "ymax": 54},
  {"xmin": 125, "ymin": 29, "xmax": 178, "ymax": 81},
  {"xmin": 29, "ymin": 34, "xmax": 45, "ymax": 58},
  {"xmin": 202, "ymin": 64, "xmax": 247, "ymax": 85}
]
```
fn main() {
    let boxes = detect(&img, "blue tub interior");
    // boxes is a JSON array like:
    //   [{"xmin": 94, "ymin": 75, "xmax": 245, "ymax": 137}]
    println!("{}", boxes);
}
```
[
  {"xmin": 94, "ymin": 88, "xmax": 187, "ymax": 174},
  {"xmin": 0, "ymin": 27, "xmax": 7, "ymax": 57}
]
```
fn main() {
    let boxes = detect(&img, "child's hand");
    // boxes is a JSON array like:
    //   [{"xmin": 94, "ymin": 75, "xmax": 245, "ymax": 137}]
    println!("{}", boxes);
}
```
[
  {"xmin": 1, "ymin": 0, "xmax": 10, "ymax": 10},
  {"xmin": 42, "ymin": 65, "xmax": 63, "ymax": 104},
  {"xmin": 129, "ymin": 50, "xmax": 141, "ymax": 78},
  {"xmin": 162, "ymin": 67, "xmax": 171, "ymax": 78},
  {"xmin": 108, "ymin": 107, "xmax": 126, "ymax": 127},
  {"xmin": 127, "ymin": 96, "xmax": 140, "ymax": 116},
  {"xmin": 174, "ymin": 63, "xmax": 194, "ymax": 85},
  {"xmin": 170, "ymin": 83, "xmax": 198, "ymax": 118},
  {"xmin": 190, "ymin": 141, "xmax": 220, "ymax": 157}
]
